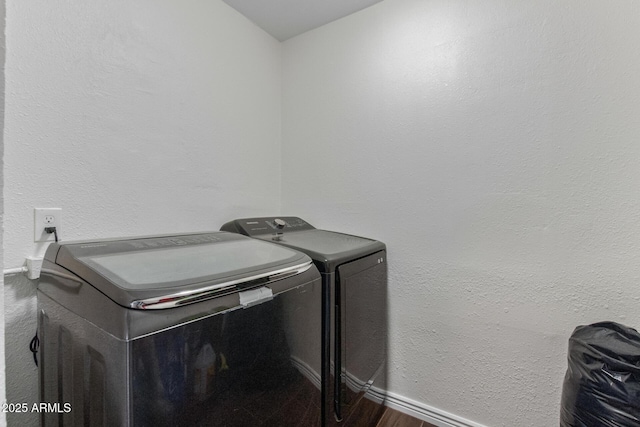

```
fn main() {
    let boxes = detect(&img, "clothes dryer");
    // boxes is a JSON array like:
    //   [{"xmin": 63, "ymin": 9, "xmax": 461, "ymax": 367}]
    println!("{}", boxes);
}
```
[{"xmin": 221, "ymin": 217, "xmax": 387, "ymax": 424}]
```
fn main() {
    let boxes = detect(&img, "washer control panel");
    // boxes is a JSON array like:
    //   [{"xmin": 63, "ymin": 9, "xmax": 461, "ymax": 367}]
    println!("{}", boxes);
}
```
[{"xmin": 222, "ymin": 217, "xmax": 315, "ymax": 236}]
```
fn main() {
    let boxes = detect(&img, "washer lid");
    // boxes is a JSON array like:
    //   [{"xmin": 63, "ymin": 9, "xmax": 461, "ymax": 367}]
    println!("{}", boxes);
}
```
[
  {"xmin": 50, "ymin": 232, "xmax": 313, "ymax": 309},
  {"xmin": 256, "ymin": 229, "xmax": 386, "ymax": 273}
]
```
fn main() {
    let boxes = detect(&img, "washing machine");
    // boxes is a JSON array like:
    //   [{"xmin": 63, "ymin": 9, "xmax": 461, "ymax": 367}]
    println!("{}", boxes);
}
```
[
  {"xmin": 37, "ymin": 231, "xmax": 322, "ymax": 426},
  {"xmin": 221, "ymin": 217, "xmax": 387, "ymax": 424}
]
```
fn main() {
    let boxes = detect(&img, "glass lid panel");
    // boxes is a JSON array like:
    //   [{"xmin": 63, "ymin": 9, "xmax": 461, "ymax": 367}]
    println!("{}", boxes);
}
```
[{"xmin": 78, "ymin": 239, "xmax": 300, "ymax": 290}]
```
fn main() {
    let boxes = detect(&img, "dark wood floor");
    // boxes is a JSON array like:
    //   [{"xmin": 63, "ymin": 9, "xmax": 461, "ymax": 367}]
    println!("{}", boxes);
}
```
[
  {"xmin": 376, "ymin": 407, "xmax": 436, "ymax": 427},
  {"xmin": 333, "ymin": 380, "xmax": 435, "ymax": 427}
]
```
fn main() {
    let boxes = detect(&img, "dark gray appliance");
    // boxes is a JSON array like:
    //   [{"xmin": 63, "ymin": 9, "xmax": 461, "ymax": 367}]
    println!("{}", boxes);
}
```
[
  {"xmin": 220, "ymin": 217, "xmax": 387, "ymax": 424},
  {"xmin": 37, "ymin": 232, "xmax": 322, "ymax": 427}
]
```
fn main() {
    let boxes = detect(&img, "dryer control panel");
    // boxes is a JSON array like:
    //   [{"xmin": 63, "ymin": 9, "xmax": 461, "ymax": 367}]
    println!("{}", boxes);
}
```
[{"xmin": 221, "ymin": 217, "xmax": 315, "ymax": 236}]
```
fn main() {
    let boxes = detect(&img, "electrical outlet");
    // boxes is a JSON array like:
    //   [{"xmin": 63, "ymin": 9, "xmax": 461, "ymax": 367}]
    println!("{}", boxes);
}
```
[{"xmin": 34, "ymin": 208, "xmax": 62, "ymax": 242}]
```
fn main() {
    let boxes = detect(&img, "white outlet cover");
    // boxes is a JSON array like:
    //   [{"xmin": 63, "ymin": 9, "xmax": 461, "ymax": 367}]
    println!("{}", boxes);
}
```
[{"xmin": 34, "ymin": 208, "xmax": 62, "ymax": 242}]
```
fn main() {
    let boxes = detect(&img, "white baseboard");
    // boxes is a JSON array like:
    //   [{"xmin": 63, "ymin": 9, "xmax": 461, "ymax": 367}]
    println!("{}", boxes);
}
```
[
  {"xmin": 384, "ymin": 391, "xmax": 489, "ymax": 427},
  {"xmin": 289, "ymin": 356, "xmax": 486, "ymax": 427}
]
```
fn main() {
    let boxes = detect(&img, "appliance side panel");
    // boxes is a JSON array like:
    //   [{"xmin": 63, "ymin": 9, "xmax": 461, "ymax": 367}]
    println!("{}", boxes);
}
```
[
  {"xmin": 57, "ymin": 326, "xmax": 73, "ymax": 426},
  {"xmin": 38, "ymin": 292, "xmax": 129, "ymax": 427}
]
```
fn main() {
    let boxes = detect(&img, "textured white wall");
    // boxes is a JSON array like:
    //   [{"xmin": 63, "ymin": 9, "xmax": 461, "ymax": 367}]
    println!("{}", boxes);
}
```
[
  {"xmin": 5, "ymin": 0, "xmax": 282, "ymax": 268},
  {"xmin": 282, "ymin": 0, "xmax": 640, "ymax": 425},
  {"xmin": 6, "ymin": 1, "xmax": 640, "ymax": 426},
  {"xmin": 0, "ymin": 0, "xmax": 6, "ymax": 424},
  {"xmin": 4, "ymin": 0, "xmax": 281, "ymax": 425}
]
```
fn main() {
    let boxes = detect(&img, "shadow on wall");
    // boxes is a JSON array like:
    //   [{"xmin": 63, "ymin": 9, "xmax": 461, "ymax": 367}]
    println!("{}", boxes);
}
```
[{"xmin": 5, "ymin": 273, "xmax": 39, "ymax": 427}]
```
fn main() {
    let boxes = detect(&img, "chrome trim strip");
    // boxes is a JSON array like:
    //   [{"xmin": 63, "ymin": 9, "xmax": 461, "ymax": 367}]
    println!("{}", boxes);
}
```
[{"xmin": 129, "ymin": 261, "xmax": 313, "ymax": 310}]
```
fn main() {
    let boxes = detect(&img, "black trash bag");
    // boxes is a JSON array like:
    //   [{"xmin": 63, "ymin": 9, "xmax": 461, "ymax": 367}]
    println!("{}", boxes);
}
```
[{"xmin": 560, "ymin": 321, "xmax": 640, "ymax": 427}]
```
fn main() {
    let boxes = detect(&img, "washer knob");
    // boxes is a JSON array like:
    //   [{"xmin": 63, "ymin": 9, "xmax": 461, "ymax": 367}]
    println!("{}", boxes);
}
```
[{"xmin": 274, "ymin": 218, "xmax": 286, "ymax": 229}]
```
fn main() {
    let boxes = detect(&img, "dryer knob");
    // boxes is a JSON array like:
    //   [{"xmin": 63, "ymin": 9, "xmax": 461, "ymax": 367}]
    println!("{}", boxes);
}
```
[{"xmin": 274, "ymin": 218, "xmax": 286, "ymax": 229}]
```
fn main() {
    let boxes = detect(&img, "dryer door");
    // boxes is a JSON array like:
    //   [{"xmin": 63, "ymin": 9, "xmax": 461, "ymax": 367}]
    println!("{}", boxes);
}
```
[{"xmin": 335, "ymin": 250, "xmax": 387, "ymax": 423}]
